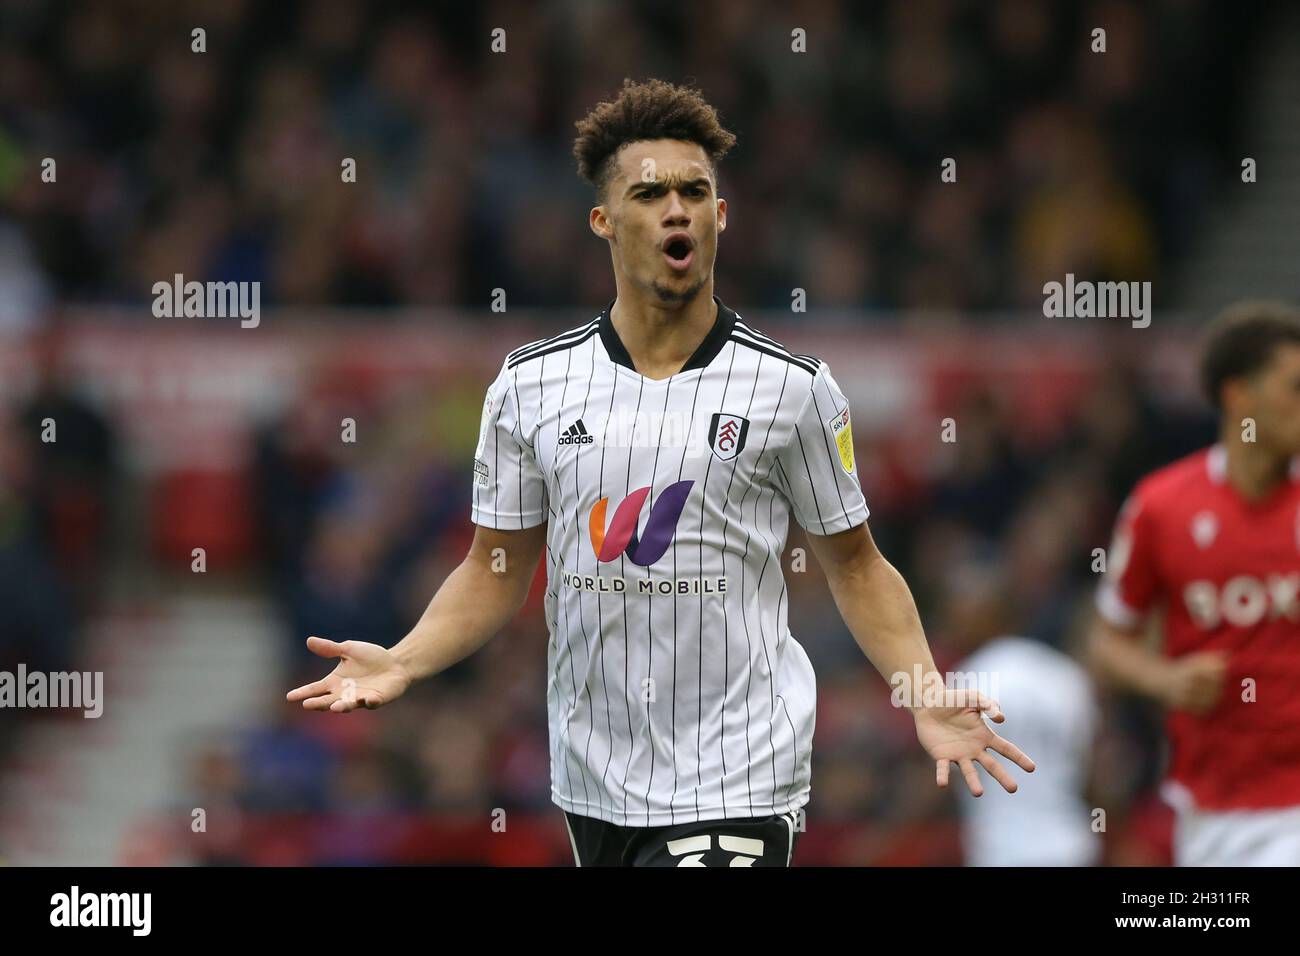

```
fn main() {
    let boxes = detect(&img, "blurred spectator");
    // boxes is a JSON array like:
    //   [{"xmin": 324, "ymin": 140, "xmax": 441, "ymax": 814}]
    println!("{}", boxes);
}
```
[
  {"xmin": 0, "ymin": 0, "xmax": 1264, "ymax": 314},
  {"xmin": 17, "ymin": 320, "xmax": 117, "ymax": 612},
  {"xmin": 943, "ymin": 560, "xmax": 1102, "ymax": 866}
]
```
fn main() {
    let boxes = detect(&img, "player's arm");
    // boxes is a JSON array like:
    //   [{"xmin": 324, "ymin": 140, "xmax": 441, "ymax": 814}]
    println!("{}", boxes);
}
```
[
  {"xmin": 805, "ymin": 522, "xmax": 937, "ymax": 695},
  {"xmin": 286, "ymin": 524, "xmax": 546, "ymax": 713},
  {"xmin": 1087, "ymin": 487, "xmax": 1226, "ymax": 715},
  {"xmin": 806, "ymin": 522, "xmax": 1035, "ymax": 796},
  {"xmin": 1086, "ymin": 613, "xmax": 1226, "ymax": 715},
  {"xmin": 289, "ymin": 354, "xmax": 549, "ymax": 714},
  {"xmin": 392, "ymin": 523, "xmax": 547, "ymax": 679}
]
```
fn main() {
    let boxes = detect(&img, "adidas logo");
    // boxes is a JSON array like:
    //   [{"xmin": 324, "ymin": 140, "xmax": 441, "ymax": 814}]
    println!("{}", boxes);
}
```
[{"xmin": 557, "ymin": 419, "xmax": 595, "ymax": 445}]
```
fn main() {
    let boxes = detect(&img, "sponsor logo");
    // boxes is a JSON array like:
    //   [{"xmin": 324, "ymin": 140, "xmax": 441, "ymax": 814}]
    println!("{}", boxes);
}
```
[
  {"xmin": 558, "ymin": 419, "xmax": 595, "ymax": 445},
  {"xmin": 828, "ymin": 406, "xmax": 854, "ymax": 474},
  {"xmin": 560, "ymin": 567, "xmax": 728, "ymax": 594},
  {"xmin": 588, "ymin": 480, "xmax": 693, "ymax": 566},
  {"xmin": 473, "ymin": 458, "xmax": 490, "ymax": 488},
  {"xmin": 1183, "ymin": 574, "xmax": 1300, "ymax": 629},
  {"xmin": 707, "ymin": 413, "xmax": 749, "ymax": 462}
]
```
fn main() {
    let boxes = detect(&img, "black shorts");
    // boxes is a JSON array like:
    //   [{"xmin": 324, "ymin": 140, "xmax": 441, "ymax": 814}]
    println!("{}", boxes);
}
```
[{"xmin": 562, "ymin": 809, "xmax": 801, "ymax": 867}]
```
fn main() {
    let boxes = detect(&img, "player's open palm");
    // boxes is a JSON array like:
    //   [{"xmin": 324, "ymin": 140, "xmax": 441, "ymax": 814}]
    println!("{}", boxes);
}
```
[
  {"xmin": 286, "ymin": 636, "xmax": 414, "ymax": 713},
  {"xmin": 913, "ymin": 691, "xmax": 1036, "ymax": 797}
]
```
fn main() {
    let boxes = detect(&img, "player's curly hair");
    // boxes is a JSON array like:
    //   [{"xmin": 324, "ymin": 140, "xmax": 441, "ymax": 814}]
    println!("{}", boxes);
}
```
[
  {"xmin": 1200, "ymin": 300, "xmax": 1300, "ymax": 409},
  {"xmin": 573, "ymin": 78, "xmax": 737, "ymax": 200}
]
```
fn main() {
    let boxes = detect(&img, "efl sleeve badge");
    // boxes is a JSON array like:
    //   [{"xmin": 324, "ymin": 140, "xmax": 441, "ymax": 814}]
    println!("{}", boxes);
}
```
[{"xmin": 827, "ymin": 406, "xmax": 854, "ymax": 475}]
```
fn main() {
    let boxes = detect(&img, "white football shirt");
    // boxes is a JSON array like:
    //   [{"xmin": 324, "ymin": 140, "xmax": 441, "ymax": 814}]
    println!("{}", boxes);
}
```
[
  {"xmin": 471, "ymin": 296, "xmax": 869, "ymax": 826},
  {"xmin": 956, "ymin": 636, "xmax": 1100, "ymax": 866}
]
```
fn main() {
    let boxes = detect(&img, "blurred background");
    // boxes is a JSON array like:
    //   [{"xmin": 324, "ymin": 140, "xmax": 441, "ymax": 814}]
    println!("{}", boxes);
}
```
[{"xmin": 0, "ymin": 0, "xmax": 1297, "ymax": 865}]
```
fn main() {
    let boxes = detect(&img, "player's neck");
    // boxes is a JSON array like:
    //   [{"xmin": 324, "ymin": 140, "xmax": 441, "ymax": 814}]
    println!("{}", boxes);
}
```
[
  {"xmin": 608, "ymin": 281, "xmax": 718, "ymax": 380},
  {"xmin": 1219, "ymin": 435, "xmax": 1292, "ymax": 502}
]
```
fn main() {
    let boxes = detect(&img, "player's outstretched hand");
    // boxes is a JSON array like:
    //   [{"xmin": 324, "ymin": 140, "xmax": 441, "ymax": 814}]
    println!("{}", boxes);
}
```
[
  {"xmin": 286, "ymin": 636, "xmax": 414, "ymax": 714},
  {"xmin": 913, "ymin": 690, "xmax": 1036, "ymax": 797}
]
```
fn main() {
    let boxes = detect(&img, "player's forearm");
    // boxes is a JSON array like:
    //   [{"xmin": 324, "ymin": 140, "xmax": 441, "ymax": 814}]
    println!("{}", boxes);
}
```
[
  {"xmin": 390, "ymin": 552, "xmax": 532, "ymax": 681},
  {"xmin": 825, "ymin": 554, "xmax": 940, "ymax": 706},
  {"xmin": 1087, "ymin": 619, "xmax": 1169, "ymax": 700}
]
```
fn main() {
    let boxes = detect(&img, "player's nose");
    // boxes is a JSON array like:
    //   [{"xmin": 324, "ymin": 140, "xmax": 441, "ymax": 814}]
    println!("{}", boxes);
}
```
[{"xmin": 662, "ymin": 191, "xmax": 690, "ymax": 222}]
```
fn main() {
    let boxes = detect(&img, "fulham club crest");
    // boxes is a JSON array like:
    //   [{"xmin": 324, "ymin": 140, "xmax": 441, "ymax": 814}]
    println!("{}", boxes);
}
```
[{"xmin": 708, "ymin": 413, "xmax": 750, "ymax": 462}]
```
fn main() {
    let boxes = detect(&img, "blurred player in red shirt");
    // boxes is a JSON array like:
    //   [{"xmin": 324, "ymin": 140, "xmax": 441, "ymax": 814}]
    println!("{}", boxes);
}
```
[{"xmin": 1090, "ymin": 301, "xmax": 1300, "ymax": 865}]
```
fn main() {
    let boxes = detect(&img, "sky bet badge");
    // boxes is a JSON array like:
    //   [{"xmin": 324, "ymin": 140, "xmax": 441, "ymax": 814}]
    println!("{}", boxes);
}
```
[{"xmin": 829, "ymin": 405, "xmax": 854, "ymax": 474}]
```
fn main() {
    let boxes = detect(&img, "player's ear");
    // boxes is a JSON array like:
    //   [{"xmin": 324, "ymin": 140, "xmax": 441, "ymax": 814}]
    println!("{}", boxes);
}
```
[
  {"xmin": 716, "ymin": 197, "xmax": 726, "ymax": 234},
  {"xmin": 590, "ymin": 205, "xmax": 614, "ymax": 241}
]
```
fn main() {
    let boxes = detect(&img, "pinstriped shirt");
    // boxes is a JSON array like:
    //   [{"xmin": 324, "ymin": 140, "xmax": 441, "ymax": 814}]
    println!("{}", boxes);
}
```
[{"xmin": 471, "ymin": 296, "xmax": 869, "ymax": 826}]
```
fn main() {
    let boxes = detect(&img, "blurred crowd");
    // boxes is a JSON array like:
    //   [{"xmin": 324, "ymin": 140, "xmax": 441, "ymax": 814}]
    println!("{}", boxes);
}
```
[
  {"xmin": 0, "ymin": 0, "xmax": 1265, "ymax": 864},
  {"xmin": 0, "ymin": 0, "xmax": 1268, "ymax": 331},
  {"xmin": 0, "ymin": 326, "xmax": 118, "ymax": 763}
]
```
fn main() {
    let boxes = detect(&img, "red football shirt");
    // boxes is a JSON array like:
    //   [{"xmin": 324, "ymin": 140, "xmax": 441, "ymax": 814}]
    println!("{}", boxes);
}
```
[{"xmin": 1096, "ymin": 444, "xmax": 1300, "ymax": 810}]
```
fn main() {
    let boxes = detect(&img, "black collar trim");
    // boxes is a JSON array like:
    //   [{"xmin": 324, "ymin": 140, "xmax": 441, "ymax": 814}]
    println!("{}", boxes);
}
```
[{"xmin": 598, "ymin": 295, "xmax": 737, "ymax": 374}]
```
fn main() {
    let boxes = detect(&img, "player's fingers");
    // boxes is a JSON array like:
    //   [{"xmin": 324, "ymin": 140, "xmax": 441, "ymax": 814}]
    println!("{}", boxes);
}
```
[
  {"xmin": 1194, "ymin": 667, "xmax": 1225, "ymax": 686},
  {"xmin": 302, "ymin": 693, "xmax": 340, "ymax": 711},
  {"xmin": 972, "ymin": 692, "xmax": 1004, "ymax": 722},
  {"xmin": 959, "ymin": 758, "xmax": 983, "ymax": 797},
  {"xmin": 936, "ymin": 758, "xmax": 951, "ymax": 788},
  {"xmin": 988, "ymin": 734, "xmax": 1036, "ymax": 772},
  {"xmin": 286, "ymin": 678, "xmax": 333, "ymax": 702},
  {"xmin": 977, "ymin": 752, "xmax": 1018, "ymax": 793},
  {"xmin": 330, "ymin": 697, "xmax": 362, "ymax": 714},
  {"xmin": 305, "ymin": 636, "xmax": 347, "ymax": 659}
]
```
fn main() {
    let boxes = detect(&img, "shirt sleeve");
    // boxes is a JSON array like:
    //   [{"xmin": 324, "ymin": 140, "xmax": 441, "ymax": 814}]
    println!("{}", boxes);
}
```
[
  {"xmin": 1094, "ymin": 484, "xmax": 1161, "ymax": 630},
  {"xmin": 773, "ymin": 361, "xmax": 870, "ymax": 535},
  {"xmin": 470, "ymin": 359, "xmax": 547, "ymax": 529}
]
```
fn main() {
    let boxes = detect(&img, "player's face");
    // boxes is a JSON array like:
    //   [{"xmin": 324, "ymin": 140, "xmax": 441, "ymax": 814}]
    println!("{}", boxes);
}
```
[
  {"xmin": 1246, "ymin": 343, "xmax": 1300, "ymax": 456},
  {"xmin": 593, "ymin": 139, "xmax": 727, "ymax": 305}
]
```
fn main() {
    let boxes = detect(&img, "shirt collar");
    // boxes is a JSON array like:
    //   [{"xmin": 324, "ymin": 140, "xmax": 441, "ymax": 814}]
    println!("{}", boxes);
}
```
[
  {"xmin": 1206, "ymin": 442, "xmax": 1300, "ymax": 484},
  {"xmin": 598, "ymin": 295, "xmax": 737, "ymax": 374},
  {"xmin": 1207, "ymin": 443, "xmax": 1228, "ymax": 484}
]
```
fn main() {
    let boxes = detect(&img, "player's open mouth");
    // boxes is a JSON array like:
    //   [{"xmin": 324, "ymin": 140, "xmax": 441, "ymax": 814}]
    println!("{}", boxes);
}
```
[{"xmin": 662, "ymin": 233, "xmax": 695, "ymax": 272}]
